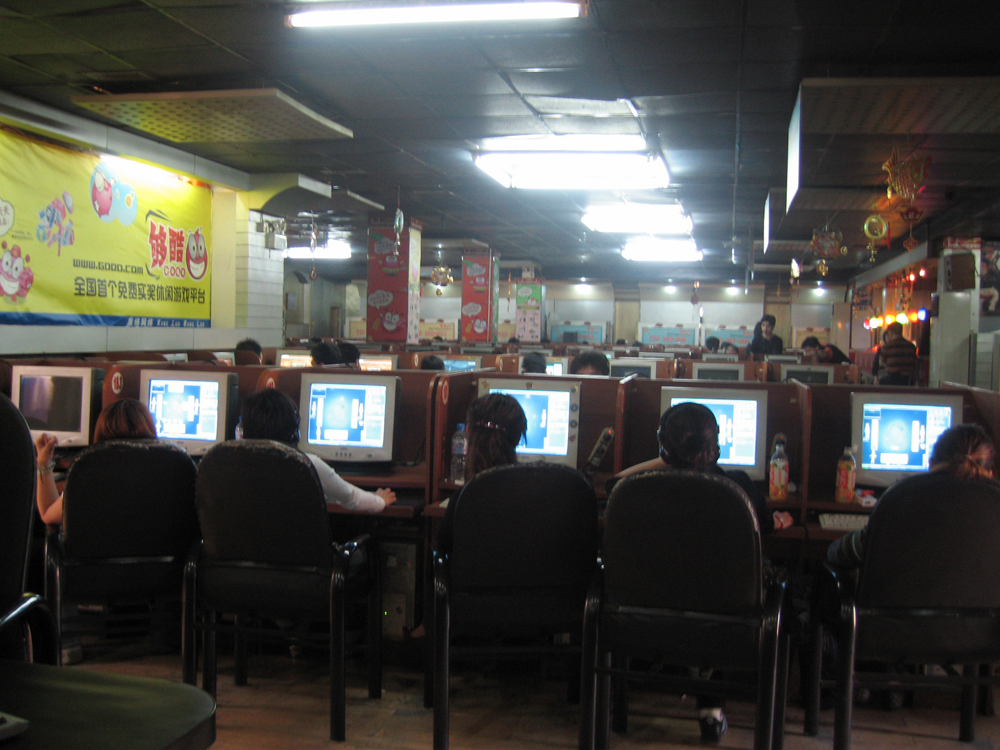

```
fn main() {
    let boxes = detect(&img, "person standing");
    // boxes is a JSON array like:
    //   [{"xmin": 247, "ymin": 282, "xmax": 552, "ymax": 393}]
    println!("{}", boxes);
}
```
[
  {"xmin": 871, "ymin": 322, "xmax": 919, "ymax": 385},
  {"xmin": 748, "ymin": 314, "xmax": 783, "ymax": 360}
]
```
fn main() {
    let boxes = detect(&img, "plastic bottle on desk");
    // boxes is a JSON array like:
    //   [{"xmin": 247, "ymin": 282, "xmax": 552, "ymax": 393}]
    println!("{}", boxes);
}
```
[
  {"xmin": 768, "ymin": 435, "xmax": 789, "ymax": 501},
  {"xmin": 836, "ymin": 447, "xmax": 857, "ymax": 503},
  {"xmin": 450, "ymin": 423, "xmax": 467, "ymax": 484}
]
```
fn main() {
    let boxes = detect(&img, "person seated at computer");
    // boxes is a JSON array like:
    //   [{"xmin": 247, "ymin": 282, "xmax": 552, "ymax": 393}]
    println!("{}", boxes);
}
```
[
  {"xmin": 704, "ymin": 336, "xmax": 720, "ymax": 353},
  {"xmin": 432, "ymin": 335, "xmax": 445, "ymax": 342},
  {"xmin": 521, "ymin": 351, "xmax": 548, "ymax": 374},
  {"xmin": 721, "ymin": 342, "xmax": 741, "ymax": 358},
  {"xmin": 337, "ymin": 341, "xmax": 361, "ymax": 369},
  {"xmin": 421, "ymin": 355, "xmax": 445, "ymax": 371},
  {"xmin": 34, "ymin": 398, "xmax": 158, "ymax": 525},
  {"xmin": 870, "ymin": 321, "xmax": 919, "ymax": 386},
  {"xmin": 234, "ymin": 337, "xmax": 263, "ymax": 364},
  {"xmin": 615, "ymin": 338, "xmax": 627, "ymax": 346},
  {"xmin": 827, "ymin": 424, "xmax": 994, "ymax": 568},
  {"xmin": 239, "ymin": 389, "xmax": 395, "ymax": 513},
  {"xmin": 747, "ymin": 314, "xmax": 782, "ymax": 360},
  {"xmin": 508, "ymin": 337, "xmax": 520, "ymax": 345},
  {"xmin": 801, "ymin": 336, "xmax": 850, "ymax": 365},
  {"xmin": 570, "ymin": 351, "xmax": 610, "ymax": 376},
  {"xmin": 310, "ymin": 341, "xmax": 343, "ymax": 367},
  {"xmin": 611, "ymin": 402, "xmax": 793, "ymax": 742}
]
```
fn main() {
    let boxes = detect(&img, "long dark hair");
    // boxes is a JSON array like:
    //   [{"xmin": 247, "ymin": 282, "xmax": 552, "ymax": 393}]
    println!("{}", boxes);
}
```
[
  {"xmin": 930, "ymin": 424, "xmax": 994, "ymax": 480},
  {"xmin": 464, "ymin": 394, "xmax": 527, "ymax": 480},
  {"xmin": 657, "ymin": 402, "xmax": 720, "ymax": 471}
]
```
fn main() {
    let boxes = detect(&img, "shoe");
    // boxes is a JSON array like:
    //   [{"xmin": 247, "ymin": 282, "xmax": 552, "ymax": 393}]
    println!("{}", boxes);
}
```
[{"xmin": 699, "ymin": 713, "xmax": 728, "ymax": 744}]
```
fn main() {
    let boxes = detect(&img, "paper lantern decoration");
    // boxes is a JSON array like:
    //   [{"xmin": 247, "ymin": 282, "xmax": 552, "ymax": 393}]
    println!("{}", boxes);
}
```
[{"xmin": 883, "ymin": 146, "xmax": 931, "ymax": 202}]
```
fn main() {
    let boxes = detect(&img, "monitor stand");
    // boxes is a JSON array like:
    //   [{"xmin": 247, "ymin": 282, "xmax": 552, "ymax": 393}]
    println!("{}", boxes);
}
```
[{"xmin": 331, "ymin": 460, "xmax": 394, "ymax": 477}]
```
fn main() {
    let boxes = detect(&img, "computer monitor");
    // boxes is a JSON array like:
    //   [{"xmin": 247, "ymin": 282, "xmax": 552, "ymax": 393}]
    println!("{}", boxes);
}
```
[
  {"xmin": 545, "ymin": 356, "xmax": 571, "ymax": 376},
  {"xmin": 163, "ymin": 352, "xmax": 188, "ymax": 363},
  {"xmin": 851, "ymin": 391, "xmax": 964, "ymax": 488},
  {"xmin": 212, "ymin": 351, "xmax": 235, "ymax": 366},
  {"xmin": 638, "ymin": 351, "xmax": 673, "ymax": 359},
  {"xmin": 608, "ymin": 358, "xmax": 657, "ymax": 378},
  {"xmin": 690, "ymin": 362, "xmax": 744, "ymax": 381},
  {"xmin": 299, "ymin": 372, "xmax": 400, "ymax": 465},
  {"xmin": 660, "ymin": 386, "xmax": 769, "ymax": 481},
  {"xmin": 358, "ymin": 354, "xmax": 397, "ymax": 372},
  {"xmin": 664, "ymin": 347, "xmax": 694, "ymax": 356},
  {"xmin": 11, "ymin": 365, "xmax": 104, "ymax": 447},
  {"xmin": 460, "ymin": 346, "xmax": 496, "ymax": 354},
  {"xmin": 703, "ymin": 353, "xmax": 738, "ymax": 362},
  {"xmin": 477, "ymin": 377, "xmax": 581, "ymax": 468},
  {"xmin": 765, "ymin": 354, "xmax": 800, "ymax": 363},
  {"xmin": 140, "ymin": 369, "xmax": 238, "ymax": 456},
  {"xmin": 443, "ymin": 356, "xmax": 481, "ymax": 372},
  {"xmin": 780, "ymin": 363, "xmax": 834, "ymax": 384},
  {"xmin": 277, "ymin": 349, "xmax": 314, "ymax": 368}
]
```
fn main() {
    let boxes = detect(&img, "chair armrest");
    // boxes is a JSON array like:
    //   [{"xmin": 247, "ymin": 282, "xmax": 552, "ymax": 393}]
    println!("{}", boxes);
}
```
[
  {"xmin": 432, "ymin": 550, "xmax": 450, "ymax": 606},
  {"xmin": 811, "ymin": 561, "xmax": 858, "ymax": 629},
  {"xmin": 0, "ymin": 594, "xmax": 59, "ymax": 665}
]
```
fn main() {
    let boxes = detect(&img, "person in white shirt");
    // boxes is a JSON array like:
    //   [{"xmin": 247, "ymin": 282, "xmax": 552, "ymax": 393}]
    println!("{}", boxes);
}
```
[{"xmin": 239, "ymin": 388, "xmax": 396, "ymax": 513}]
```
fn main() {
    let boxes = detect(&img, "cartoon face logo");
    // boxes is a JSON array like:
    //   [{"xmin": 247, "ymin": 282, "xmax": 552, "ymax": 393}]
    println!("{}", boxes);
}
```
[
  {"xmin": 382, "ymin": 311, "xmax": 401, "ymax": 331},
  {"xmin": 92, "ymin": 167, "xmax": 114, "ymax": 218},
  {"xmin": 186, "ymin": 228, "xmax": 208, "ymax": 281},
  {"xmin": 0, "ymin": 241, "xmax": 32, "ymax": 302},
  {"xmin": 90, "ymin": 165, "xmax": 137, "ymax": 226},
  {"xmin": 473, "ymin": 318, "xmax": 488, "ymax": 334}
]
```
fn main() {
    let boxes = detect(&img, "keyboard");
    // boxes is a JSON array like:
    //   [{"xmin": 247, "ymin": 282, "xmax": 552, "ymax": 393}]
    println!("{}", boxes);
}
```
[{"xmin": 818, "ymin": 513, "xmax": 868, "ymax": 531}]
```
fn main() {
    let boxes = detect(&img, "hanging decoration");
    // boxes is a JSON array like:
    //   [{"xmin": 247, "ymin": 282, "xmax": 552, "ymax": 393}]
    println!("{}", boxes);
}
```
[
  {"xmin": 430, "ymin": 264, "xmax": 454, "ymax": 296},
  {"xmin": 810, "ymin": 224, "xmax": 846, "ymax": 257},
  {"xmin": 790, "ymin": 258, "xmax": 801, "ymax": 279},
  {"xmin": 898, "ymin": 204, "xmax": 924, "ymax": 251},
  {"xmin": 816, "ymin": 258, "xmax": 829, "ymax": 277},
  {"xmin": 882, "ymin": 145, "xmax": 931, "ymax": 203},
  {"xmin": 863, "ymin": 214, "xmax": 889, "ymax": 262},
  {"xmin": 690, "ymin": 281, "xmax": 699, "ymax": 307},
  {"xmin": 308, "ymin": 218, "xmax": 319, "ymax": 280}
]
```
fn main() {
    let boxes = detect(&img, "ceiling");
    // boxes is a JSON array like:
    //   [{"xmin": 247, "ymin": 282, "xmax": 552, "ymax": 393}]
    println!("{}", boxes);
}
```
[{"xmin": 2, "ymin": 0, "xmax": 1000, "ymax": 286}]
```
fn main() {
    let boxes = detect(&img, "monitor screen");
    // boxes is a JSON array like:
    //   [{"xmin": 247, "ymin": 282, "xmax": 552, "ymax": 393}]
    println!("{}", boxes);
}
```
[
  {"xmin": 660, "ymin": 386, "xmax": 769, "ymax": 481},
  {"xmin": 691, "ymin": 362, "xmax": 744, "ymax": 381},
  {"xmin": 443, "ymin": 357, "xmax": 480, "ymax": 372},
  {"xmin": 477, "ymin": 377, "xmax": 581, "ymax": 468},
  {"xmin": 212, "ymin": 351, "xmax": 235, "ymax": 366},
  {"xmin": 609, "ymin": 358, "xmax": 656, "ymax": 378},
  {"xmin": 545, "ymin": 356, "xmax": 570, "ymax": 376},
  {"xmin": 140, "ymin": 369, "xmax": 237, "ymax": 456},
  {"xmin": 358, "ymin": 355, "xmax": 397, "ymax": 371},
  {"xmin": 278, "ymin": 350, "xmax": 313, "ymax": 368},
  {"xmin": 12, "ymin": 365, "xmax": 103, "ymax": 447},
  {"xmin": 299, "ymin": 373, "xmax": 400, "ymax": 463},
  {"xmin": 851, "ymin": 392, "xmax": 964, "ymax": 487},
  {"xmin": 780, "ymin": 364, "xmax": 834, "ymax": 384}
]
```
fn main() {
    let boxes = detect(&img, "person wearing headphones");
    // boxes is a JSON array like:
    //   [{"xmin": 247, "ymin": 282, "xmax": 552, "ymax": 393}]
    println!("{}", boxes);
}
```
[{"xmin": 239, "ymin": 389, "xmax": 396, "ymax": 512}]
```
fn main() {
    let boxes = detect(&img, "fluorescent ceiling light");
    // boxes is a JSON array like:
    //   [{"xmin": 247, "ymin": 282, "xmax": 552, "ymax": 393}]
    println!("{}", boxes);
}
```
[
  {"xmin": 582, "ymin": 203, "xmax": 692, "ymax": 234},
  {"xmin": 288, "ymin": 2, "xmax": 583, "ymax": 27},
  {"xmin": 284, "ymin": 241, "xmax": 352, "ymax": 260},
  {"xmin": 621, "ymin": 237, "xmax": 702, "ymax": 263},
  {"xmin": 726, "ymin": 286, "xmax": 741, "ymax": 296},
  {"xmin": 476, "ymin": 152, "xmax": 669, "ymax": 190},
  {"xmin": 480, "ymin": 134, "xmax": 646, "ymax": 152}
]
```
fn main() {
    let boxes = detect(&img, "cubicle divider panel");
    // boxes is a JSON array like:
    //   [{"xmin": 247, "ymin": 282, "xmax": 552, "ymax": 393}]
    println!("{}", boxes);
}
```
[
  {"xmin": 495, "ymin": 354, "xmax": 519, "ymax": 373},
  {"xmin": 430, "ymin": 371, "xmax": 479, "ymax": 502},
  {"xmin": 951, "ymin": 384, "xmax": 1000, "ymax": 445}
]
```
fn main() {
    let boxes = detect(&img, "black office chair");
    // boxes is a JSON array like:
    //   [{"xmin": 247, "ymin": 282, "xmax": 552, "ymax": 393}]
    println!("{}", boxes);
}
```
[
  {"xmin": 45, "ymin": 439, "xmax": 198, "ymax": 660},
  {"xmin": 184, "ymin": 439, "xmax": 381, "ymax": 742},
  {"xmin": 433, "ymin": 462, "xmax": 600, "ymax": 750},
  {"xmin": 580, "ymin": 470, "xmax": 788, "ymax": 750},
  {"xmin": 804, "ymin": 472, "xmax": 1000, "ymax": 750}
]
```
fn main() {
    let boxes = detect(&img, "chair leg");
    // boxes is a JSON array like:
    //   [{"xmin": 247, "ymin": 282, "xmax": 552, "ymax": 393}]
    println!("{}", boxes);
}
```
[
  {"xmin": 803, "ymin": 620, "xmax": 823, "ymax": 736},
  {"xmin": 423, "ymin": 604, "xmax": 434, "ymax": 709},
  {"xmin": 832, "ymin": 628, "xmax": 855, "ymax": 750},
  {"xmin": 432, "ymin": 591, "xmax": 450, "ymax": 750},
  {"xmin": 771, "ymin": 631, "xmax": 790, "ymax": 750},
  {"xmin": 331, "ymin": 579, "xmax": 346, "ymax": 742},
  {"xmin": 611, "ymin": 653, "xmax": 628, "ymax": 735},
  {"xmin": 234, "ymin": 614, "xmax": 248, "ymax": 687},
  {"xmin": 978, "ymin": 664, "xmax": 994, "ymax": 717},
  {"xmin": 367, "ymin": 578, "xmax": 382, "ymax": 699},
  {"xmin": 595, "ymin": 650, "xmax": 611, "ymax": 750},
  {"xmin": 579, "ymin": 608, "xmax": 599, "ymax": 750},
  {"xmin": 182, "ymin": 570, "xmax": 197, "ymax": 685},
  {"xmin": 203, "ymin": 611, "xmax": 218, "ymax": 697},
  {"xmin": 960, "ymin": 664, "xmax": 977, "ymax": 742},
  {"xmin": 754, "ymin": 630, "xmax": 779, "ymax": 750}
]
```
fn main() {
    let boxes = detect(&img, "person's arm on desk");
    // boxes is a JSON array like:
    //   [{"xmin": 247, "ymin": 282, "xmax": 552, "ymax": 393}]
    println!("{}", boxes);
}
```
[
  {"xmin": 34, "ymin": 432, "xmax": 64, "ymax": 525},
  {"xmin": 306, "ymin": 454, "xmax": 397, "ymax": 512}
]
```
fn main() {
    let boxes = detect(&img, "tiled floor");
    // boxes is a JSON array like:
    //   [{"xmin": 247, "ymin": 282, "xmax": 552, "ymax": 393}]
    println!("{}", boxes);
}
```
[{"xmin": 76, "ymin": 641, "xmax": 1000, "ymax": 749}]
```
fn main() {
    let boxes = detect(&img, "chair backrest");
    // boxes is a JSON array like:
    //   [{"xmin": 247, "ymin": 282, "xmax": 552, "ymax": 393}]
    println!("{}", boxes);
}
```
[
  {"xmin": 603, "ymin": 470, "xmax": 763, "ymax": 616},
  {"xmin": 0, "ymin": 392, "xmax": 36, "ymax": 603},
  {"xmin": 61, "ymin": 439, "xmax": 198, "ymax": 560},
  {"xmin": 857, "ymin": 473, "xmax": 1000, "ymax": 609},
  {"xmin": 448, "ymin": 463, "xmax": 598, "ymax": 595},
  {"xmin": 195, "ymin": 440, "xmax": 333, "ymax": 568}
]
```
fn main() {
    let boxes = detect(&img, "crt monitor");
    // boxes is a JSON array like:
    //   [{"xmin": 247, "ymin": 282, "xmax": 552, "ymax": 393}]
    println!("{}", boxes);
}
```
[
  {"xmin": 609, "ymin": 358, "xmax": 656, "ymax": 378},
  {"xmin": 660, "ymin": 386, "xmax": 769, "ymax": 481},
  {"xmin": 443, "ymin": 356, "xmax": 481, "ymax": 372},
  {"xmin": 477, "ymin": 376, "xmax": 581, "ymax": 468},
  {"xmin": 140, "ymin": 369, "xmax": 238, "ymax": 456},
  {"xmin": 639, "ymin": 351, "xmax": 673, "ymax": 359},
  {"xmin": 299, "ymin": 372, "xmax": 400, "ymax": 464},
  {"xmin": 358, "ymin": 354, "xmax": 397, "ymax": 372},
  {"xmin": 545, "ymin": 356, "xmax": 571, "ymax": 376},
  {"xmin": 765, "ymin": 354, "xmax": 800, "ymax": 363},
  {"xmin": 780, "ymin": 363, "xmax": 834, "ymax": 384},
  {"xmin": 212, "ymin": 351, "xmax": 235, "ymax": 366},
  {"xmin": 277, "ymin": 349, "xmax": 313, "ymax": 368},
  {"xmin": 12, "ymin": 365, "xmax": 104, "ymax": 448},
  {"xmin": 690, "ymin": 362, "xmax": 744, "ymax": 381},
  {"xmin": 851, "ymin": 391, "xmax": 964, "ymax": 488},
  {"xmin": 703, "ymin": 353, "xmax": 738, "ymax": 362}
]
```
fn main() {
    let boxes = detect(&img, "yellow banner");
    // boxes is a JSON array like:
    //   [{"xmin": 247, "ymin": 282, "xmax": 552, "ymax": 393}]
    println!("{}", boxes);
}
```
[{"xmin": 0, "ymin": 127, "xmax": 212, "ymax": 326}]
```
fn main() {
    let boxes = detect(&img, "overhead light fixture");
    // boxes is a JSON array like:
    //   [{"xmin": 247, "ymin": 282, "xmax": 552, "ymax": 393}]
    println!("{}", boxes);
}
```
[
  {"xmin": 475, "ymin": 134, "xmax": 669, "ymax": 190},
  {"xmin": 287, "ymin": 1, "xmax": 584, "ymax": 27},
  {"xmin": 726, "ymin": 286, "xmax": 740, "ymax": 296},
  {"xmin": 813, "ymin": 287, "xmax": 827, "ymax": 297},
  {"xmin": 621, "ymin": 237, "xmax": 702, "ymax": 263},
  {"xmin": 284, "ymin": 240, "xmax": 352, "ymax": 260},
  {"xmin": 582, "ymin": 203, "xmax": 692, "ymax": 234}
]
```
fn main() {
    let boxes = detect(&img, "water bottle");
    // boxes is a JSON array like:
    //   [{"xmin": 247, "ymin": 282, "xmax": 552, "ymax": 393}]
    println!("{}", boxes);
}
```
[
  {"xmin": 836, "ymin": 447, "xmax": 857, "ymax": 504},
  {"xmin": 768, "ymin": 434, "xmax": 789, "ymax": 501},
  {"xmin": 450, "ymin": 423, "xmax": 467, "ymax": 483}
]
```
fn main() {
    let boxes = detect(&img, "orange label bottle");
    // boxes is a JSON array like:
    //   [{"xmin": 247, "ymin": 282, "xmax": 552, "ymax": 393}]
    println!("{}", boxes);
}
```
[
  {"xmin": 769, "ymin": 437, "xmax": 789, "ymax": 501},
  {"xmin": 836, "ymin": 447, "xmax": 856, "ymax": 503}
]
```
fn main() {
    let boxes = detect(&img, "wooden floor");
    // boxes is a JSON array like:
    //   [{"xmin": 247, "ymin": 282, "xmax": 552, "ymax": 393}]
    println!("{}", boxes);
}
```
[{"xmin": 74, "ymin": 640, "xmax": 1000, "ymax": 750}]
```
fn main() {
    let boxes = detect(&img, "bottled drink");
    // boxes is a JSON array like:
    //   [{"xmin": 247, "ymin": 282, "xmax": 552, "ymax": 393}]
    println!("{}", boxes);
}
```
[
  {"xmin": 450, "ymin": 423, "xmax": 467, "ymax": 483},
  {"xmin": 768, "ymin": 435, "xmax": 789, "ymax": 501},
  {"xmin": 836, "ymin": 447, "xmax": 857, "ymax": 504}
]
